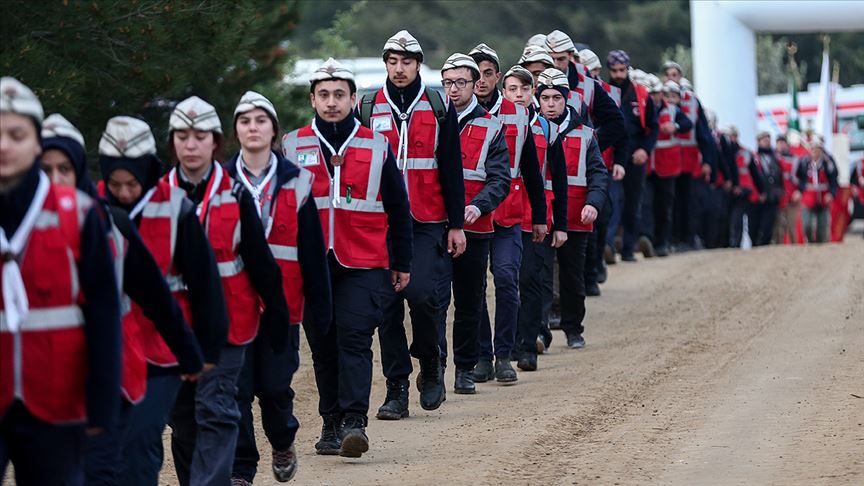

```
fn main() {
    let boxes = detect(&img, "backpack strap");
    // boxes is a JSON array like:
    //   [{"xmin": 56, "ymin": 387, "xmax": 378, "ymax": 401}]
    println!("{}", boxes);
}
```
[
  {"xmin": 424, "ymin": 87, "xmax": 447, "ymax": 125},
  {"xmin": 359, "ymin": 92, "xmax": 377, "ymax": 128}
]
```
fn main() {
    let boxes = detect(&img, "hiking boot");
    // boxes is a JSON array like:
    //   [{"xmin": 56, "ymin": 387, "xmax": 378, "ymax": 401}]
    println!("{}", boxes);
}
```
[
  {"xmin": 339, "ymin": 414, "xmax": 369, "ymax": 458},
  {"xmin": 621, "ymin": 253, "xmax": 637, "ymax": 262},
  {"xmin": 230, "ymin": 478, "xmax": 252, "ymax": 486},
  {"xmin": 638, "ymin": 236, "xmax": 656, "ymax": 258},
  {"xmin": 494, "ymin": 358, "xmax": 518, "ymax": 384},
  {"xmin": 472, "ymin": 359, "xmax": 494, "ymax": 383},
  {"xmin": 417, "ymin": 357, "xmax": 446, "ymax": 410},
  {"xmin": 586, "ymin": 282, "xmax": 601, "ymax": 297},
  {"xmin": 566, "ymin": 333, "xmax": 586, "ymax": 349},
  {"xmin": 598, "ymin": 260, "xmax": 608, "ymax": 283},
  {"xmin": 454, "ymin": 369, "xmax": 476, "ymax": 394},
  {"xmin": 272, "ymin": 444, "xmax": 298, "ymax": 482},
  {"xmin": 315, "ymin": 414, "xmax": 342, "ymax": 455},
  {"xmin": 538, "ymin": 325, "xmax": 553, "ymax": 353},
  {"xmin": 655, "ymin": 245, "xmax": 669, "ymax": 257},
  {"xmin": 603, "ymin": 244, "xmax": 617, "ymax": 265},
  {"xmin": 517, "ymin": 353, "xmax": 537, "ymax": 371},
  {"xmin": 375, "ymin": 379, "xmax": 409, "ymax": 420}
]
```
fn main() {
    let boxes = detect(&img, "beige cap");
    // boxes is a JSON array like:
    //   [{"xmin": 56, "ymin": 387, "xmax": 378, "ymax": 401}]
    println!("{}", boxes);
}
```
[
  {"xmin": 468, "ymin": 43, "xmax": 500, "ymax": 69},
  {"xmin": 545, "ymin": 30, "xmax": 575, "ymax": 53},
  {"xmin": 0, "ymin": 76, "xmax": 43, "ymax": 123},
  {"xmin": 42, "ymin": 114, "xmax": 85, "ymax": 149},
  {"xmin": 170, "ymin": 96, "xmax": 222, "ymax": 134},
  {"xmin": 679, "ymin": 77, "xmax": 693, "ymax": 92},
  {"xmin": 234, "ymin": 90, "xmax": 278, "ymax": 122},
  {"xmin": 99, "ymin": 116, "xmax": 157, "ymax": 158},
  {"xmin": 662, "ymin": 60, "xmax": 683, "ymax": 73},
  {"xmin": 537, "ymin": 68, "xmax": 569, "ymax": 89},
  {"xmin": 383, "ymin": 30, "xmax": 423, "ymax": 58},
  {"xmin": 662, "ymin": 80, "xmax": 681, "ymax": 94},
  {"xmin": 519, "ymin": 45, "xmax": 554, "ymax": 67},
  {"xmin": 647, "ymin": 74, "xmax": 663, "ymax": 93},
  {"xmin": 309, "ymin": 57, "xmax": 355, "ymax": 84},
  {"xmin": 579, "ymin": 49, "xmax": 601, "ymax": 71},
  {"xmin": 526, "ymin": 34, "xmax": 547, "ymax": 48},
  {"xmin": 441, "ymin": 53, "xmax": 480, "ymax": 77}
]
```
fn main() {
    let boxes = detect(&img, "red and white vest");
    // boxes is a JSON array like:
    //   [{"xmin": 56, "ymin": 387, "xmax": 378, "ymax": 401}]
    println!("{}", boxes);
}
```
[
  {"xmin": 1, "ymin": 185, "xmax": 91, "ymax": 424},
  {"xmin": 736, "ymin": 148, "xmax": 759, "ymax": 203},
  {"xmin": 599, "ymin": 80, "xmax": 622, "ymax": 170},
  {"xmin": 488, "ymin": 96, "xmax": 531, "ymax": 228},
  {"xmin": 677, "ymin": 91, "xmax": 701, "ymax": 177},
  {"xmin": 167, "ymin": 164, "xmax": 263, "ymax": 345},
  {"xmin": 524, "ymin": 116, "xmax": 559, "ymax": 232},
  {"xmin": 573, "ymin": 69, "xmax": 595, "ymax": 112},
  {"xmin": 559, "ymin": 123, "xmax": 596, "ymax": 232},
  {"xmin": 367, "ymin": 88, "xmax": 447, "ymax": 223},
  {"xmin": 461, "ymin": 111, "xmax": 505, "ymax": 234},
  {"xmin": 652, "ymin": 103, "xmax": 683, "ymax": 178},
  {"xmin": 777, "ymin": 153, "xmax": 798, "ymax": 208},
  {"xmin": 801, "ymin": 158, "xmax": 832, "ymax": 209},
  {"xmin": 283, "ymin": 125, "xmax": 390, "ymax": 270}
]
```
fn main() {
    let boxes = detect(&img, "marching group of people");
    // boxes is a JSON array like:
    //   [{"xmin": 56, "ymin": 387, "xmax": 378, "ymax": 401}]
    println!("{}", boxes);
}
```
[{"xmin": 1, "ymin": 26, "xmax": 858, "ymax": 486}]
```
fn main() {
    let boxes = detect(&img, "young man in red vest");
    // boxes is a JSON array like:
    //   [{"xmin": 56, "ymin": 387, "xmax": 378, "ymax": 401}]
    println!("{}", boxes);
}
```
[
  {"xmin": 283, "ymin": 58, "xmax": 412, "ymax": 458},
  {"xmin": 39, "ymin": 113, "xmax": 204, "ymax": 485},
  {"xmin": 1, "ymin": 77, "xmax": 122, "ymax": 485},
  {"xmin": 436, "ymin": 53, "xmax": 511, "ymax": 394},
  {"xmin": 97, "ymin": 116, "xmax": 229, "ymax": 485},
  {"xmin": 356, "ymin": 30, "xmax": 465, "ymax": 419},
  {"xmin": 750, "ymin": 132, "xmax": 785, "ymax": 246},
  {"xmin": 469, "ymin": 45, "xmax": 547, "ymax": 384},
  {"xmin": 500, "ymin": 66, "xmax": 570, "ymax": 370},
  {"xmin": 225, "ymin": 91, "xmax": 331, "ymax": 482},
  {"xmin": 534, "ymin": 68, "xmax": 608, "ymax": 349},
  {"xmin": 725, "ymin": 126, "xmax": 762, "ymax": 248},
  {"xmin": 793, "ymin": 137, "xmax": 839, "ymax": 243},
  {"xmin": 773, "ymin": 135, "xmax": 801, "ymax": 244}
]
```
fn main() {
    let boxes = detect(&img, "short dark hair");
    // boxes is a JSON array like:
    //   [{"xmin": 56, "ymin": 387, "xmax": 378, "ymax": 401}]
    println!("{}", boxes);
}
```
[
  {"xmin": 383, "ymin": 50, "xmax": 423, "ymax": 64},
  {"xmin": 470, "ymin": 53, "xmax": 499, "ymax": 73},
  {"xmin": 776, "ymin": 134, "xmax": 788, "ymax": 143},
  {"xmin": 310, "ymin": 78, "xmax": 357, "ymax": 95},
  {"xmin": 503, "ymin": 70, "xmax": 533, "ymax": 88}
]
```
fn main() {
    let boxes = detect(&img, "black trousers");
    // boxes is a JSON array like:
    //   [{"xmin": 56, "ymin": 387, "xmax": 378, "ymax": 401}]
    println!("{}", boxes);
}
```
[
  {"xmin": 621, "ymin": 163, "xmax": 647, "ymax": 258},
  {"xmin": 308, "ymin": 261, "xmax": 388, "ymax": 419},
  {"xmin": 650, "ymin": 174, "xmax": 677, "ymax": 249},
  {"xmin": 673, "ymin": 174, "xmax": 693, "ymax": 245},
  {"xmin": 379, "ymin": 222, "xmax": 446, "ymax": 380},
  {"xmin": 449, "ymin": 237, "xmax": 491, "ymax": 371},
  {"xmin": 729, "ymin": 193, "xmax": 750, "ymax": 247},
  {"xmin": 585, "ymin": 188, "xmax": 613, "ymax": 286},
  {"xmin": 748, "ymin": 202, "xmax": 779, "ymax": 246},
  {"xmin": 557, "ymin": 232, "xmax": 589, "ymax": 337},
  {"xmin": 517, "ymin": 233, "xmax": 555, "ymax": 354}
]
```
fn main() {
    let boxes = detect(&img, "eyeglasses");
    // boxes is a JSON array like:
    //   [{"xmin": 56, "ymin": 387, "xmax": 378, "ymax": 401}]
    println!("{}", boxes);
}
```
[{"xmin": 442, "ymin": 79, "xmax": 473, "ymax": 89}]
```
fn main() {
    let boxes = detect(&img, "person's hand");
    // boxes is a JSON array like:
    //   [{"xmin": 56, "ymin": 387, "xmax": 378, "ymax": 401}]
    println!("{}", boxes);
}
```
[
  {"xmin": 660, "ymin": 122, "xmax": 676, "ymax": 135},
  {"xmin": 202, "ymin": 363, "xmax": 216, "ymax": 372},
  {"xmin": 551, "ymin": 230, "xmax": 568, "ymax": 248},
  {"xmin": 701, "ymin": 163, "xmax": 712, "ymax": 180},
  {"xmin": 532, "ymin": 224, "xmax": 548, "ymax": 243},
  {"xmin": 612, "ymin": 164, "xmax": 626, "ymax": 181},
  {"xmin": 791, "ymin": 190, "xmax": 802, "ymax": 203},
  {"xmin": 391, "ymin": 271, "xmax": 410, "ymax": 292},
  {"xmin": 824, "ymin": 193, "xmax": 833, "ymax": 204},
  {"xmin": 632, "ymin": 149, "xmax": 648, "ymax": 165},
  {"xmin": 733, "ymin": 186, "xmax": 742, "ymax": 196},
  {"xmin": 447, "ymin": 228, "xmax": 466, "ymax": 258},
  {"xmin": 722, "ymin": 180, "xmax": 733, "ymax": 192},
  {"xmin": 85, "ymin": 427, "xmax": 105, "ymax": 437},
  {"xmin": 759, "ymin": 193, "xmax": 767, "ymax": 203},
  {"xmin": 464, "ymin": 205, "xmax": 481, "ymax": 225},
  {"xmin": 581, "ymin": 205, "xmax": 598, "ymax": 224},
  {"xmin": 180, "ymin": 372, "xmax": 201, "ymax": 382}
]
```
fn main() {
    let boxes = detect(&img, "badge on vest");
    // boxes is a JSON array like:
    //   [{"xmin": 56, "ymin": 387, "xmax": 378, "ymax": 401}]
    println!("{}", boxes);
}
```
[
  {"xmin": 372, "ymin": 116, "xmax": 392, "ymax": 133},
  {"xmin": 297, "ymin": 150, "xmax": 319, "ymax": 167}
]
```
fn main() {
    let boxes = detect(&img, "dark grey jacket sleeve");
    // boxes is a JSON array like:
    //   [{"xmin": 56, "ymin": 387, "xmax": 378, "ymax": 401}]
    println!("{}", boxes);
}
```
[
  {"xmin": 585, "ymin": 138, "xmax": 609, "ymax": 212},
  {"xmin": 470, "ymin": 130, "xmax": 511, "ymax": 214}
]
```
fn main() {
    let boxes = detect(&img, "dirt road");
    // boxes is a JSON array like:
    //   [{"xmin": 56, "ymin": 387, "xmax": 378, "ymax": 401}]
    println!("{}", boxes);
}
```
[{"xmin": 175, "ymin": 240, "xmax": 862, "ymax": 484}]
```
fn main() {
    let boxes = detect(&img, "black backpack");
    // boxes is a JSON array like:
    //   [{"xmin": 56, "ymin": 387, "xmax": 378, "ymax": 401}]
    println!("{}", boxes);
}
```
[{"xmin": 358, "ymin": 86, "xmax": 447, "ymax": 128}]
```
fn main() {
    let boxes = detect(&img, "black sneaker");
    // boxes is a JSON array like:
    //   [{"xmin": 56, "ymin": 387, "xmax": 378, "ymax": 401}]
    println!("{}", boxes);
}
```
[
  {"xmin": 638, "ymin": 236, "xmax": 656, "ymax": 258},
  {"xmin": 621, "ymin": 253, "xmax": 637, "ymax": 262},
  {"xmin": 655, "ymin": 245, "xmax": 669, "ymax": 257},
  {"xmin": 375, "ymin": 379, "xmax": 409, "ymax": 420},
  {"xmin": 517, "ymin": 353, "xmax": 537, "ymax": 371},
  {"xmin": 315, "ymin": 414, "xmax": 342, "ymax": 455},
  {"xmin": 586, "ymin": 282, "xmax": 601, "ymax": 297},
  {"xmin": 598, "ymin": 260, "xmax": 608, "ymax": 283},
  {"xmin": 603, "ymin": 244, "xmax": 617, "ymax": 265},
  {"xmin": 454, "ymin": 369, "xmax": 476, "ymax": 394},
  {"xmin": 272, "ymin": 444, "xmax": 298, "ymax": 482},
  {"xmin": 417, "ymin": 357, "xmax": 446, "ymax": 410},
  {"xmin": 339, "ymin": 414, "xmax": 369, "ymax": 458},
  {"xmin": 538, "ymin": 325, "xmax": 553, "ymax": 353},
  {"xmin": 494, "ymin": 358, "xmax": 518, "ymax": 384},
  {"xmin": 548, "ymin": 309, "xmax": 562, "ymax": 330},
  {"xmin": 230, "ymin": 478, "xmax": 252, "ymax": 486},
  {"xmin": 566, "ymin": 333, "xmax": 586, "ymax": 349},
  {"xmin": 472, "ymin": 359, "xmax": 494, "ymax": 383}
]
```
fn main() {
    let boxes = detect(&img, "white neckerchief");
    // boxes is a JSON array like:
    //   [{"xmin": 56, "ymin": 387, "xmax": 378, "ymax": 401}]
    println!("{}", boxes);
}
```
[
  {"xmin": 128, "ymin": 186, "xmax": 159, "ymax": 220},
  {"xmin": 383, "ymin": 81, "xmax": 426, "ymax": 171},
  {"xmin": 235, "ymin": 151, "xmax": 278, "ymax": 218},
  {"xmin": 168, "ymin": 163, "xmax": 223, "ymax": 218},
  {"xmin": 557, "ymin": 108, "xmax": 571, "ymax": 135},
  {"xmin": 488, "ymin": 91, "xmax": 503, "ymax": 116},
  {"xmin": 311, "ymin": 118, "xmax": 360, "ymax": 207},
  {"xmin": 1, "ymin": 171, "xmax": 50, "ymax": 332},
  {"xmin": 530, "ymin": 112, "xmax": 540, "ymax": 127},
  {"xmin": 457, "ymin": 95, "xmax": 479, "ymax": 123}
]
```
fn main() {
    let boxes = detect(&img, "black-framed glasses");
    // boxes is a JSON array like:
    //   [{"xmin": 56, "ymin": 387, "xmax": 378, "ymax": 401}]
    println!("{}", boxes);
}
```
[{"xmin": 442, "ymin": 79, "xmax": 473, "ymax": 89}]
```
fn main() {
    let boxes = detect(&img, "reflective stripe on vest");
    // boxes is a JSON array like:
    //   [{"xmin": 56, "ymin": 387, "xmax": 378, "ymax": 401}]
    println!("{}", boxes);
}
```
[
  {"xmin": 268, "ymin": 243, "xmax": 298, "ymax": 262},
  {"xmin": 563, "ymin": 125, "xmax": 593, "ymax": 188},
  {"xmin": 0, "ymin": 306, "xmax": 84, "ymax": 332},
  {"xmin": 462, "ymin": 115, "xmax": 503, "ymax": 182}
]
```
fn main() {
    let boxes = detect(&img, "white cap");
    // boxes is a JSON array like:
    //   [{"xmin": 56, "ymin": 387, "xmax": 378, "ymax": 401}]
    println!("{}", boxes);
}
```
[
  {"xmin": 662, "ymin": 60, "xmax": 683, "ymax": 73},
  {"xmin": 383, "ymin": 30, "xmax": 423, "ymax": 59},
  {"xmin": 679, "ymin": 77, "xmax": 693, "ymax": 91},
  {"xmin": 441, "ymin": 53, "xmax": 480, "ymax": 77},
  {"xmin": 0, "ymin": 76, "xmax": 43, "ymax": 123},
  {"xmin": 519, "ymin": 45, "xmax": 554, "ymax": 67},
  {"xmin": 662, "ymin": 80, "xmax": 681, "ymax": 94},
  {"xmin": 579, "ymin": 49, "xmax": 601, "ymax": 71},
  {"xmin": 170, "ymin": 96, "xmax": 222, "ymax": 134},
  {"xmin": 234, "ymin": 90, "xmax": 278, "ymax": 122},
  {"xmin": 545, "ymin": 30, "xmax": 575, "ymax": 53},
  {"xmin": 468, "ymin": 43, "xmax": 500, "ymax": 69},
  {"xmin": 526, "ymin": 34, "xmax": 547, "ymax": 48},
  {"xmin": 309, "ymin": 57, "xmax": 355, "ymax": 84},
  {"xmin": 99, "ymin": 116, "xmax": 157, "ymax": 158},
  {"xmin": 647, "ymin": 74, "xmax": 663, "ymax": 93},
  {"xmin": 503, "ymin": 65, "xmax": 535, "ymax": 86},
  {"xmin": 42, "ymin": 114, "xmax": 85, "ymax": 149},
  {"xmin": 537, "ymin": 68, "xmax": 569, "ymax": 89}
]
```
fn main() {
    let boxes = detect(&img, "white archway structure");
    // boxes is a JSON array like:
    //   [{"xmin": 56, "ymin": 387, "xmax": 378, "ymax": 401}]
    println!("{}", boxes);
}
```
[{"xmin": 690, "ymin": 1, "xmax": 864, "ymax": 148}]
